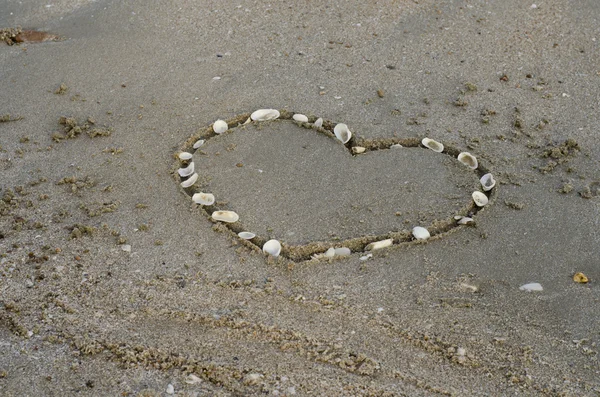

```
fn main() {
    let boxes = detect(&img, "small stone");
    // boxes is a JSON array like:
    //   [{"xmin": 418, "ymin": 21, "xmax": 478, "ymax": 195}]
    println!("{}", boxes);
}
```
[
  {"xmin": 573, "ymin": 272, "xmax": 589, "ymax": 284},
  {"xmin": 166, "ymin": 384, "xmax": 174, "ymax": 394}
]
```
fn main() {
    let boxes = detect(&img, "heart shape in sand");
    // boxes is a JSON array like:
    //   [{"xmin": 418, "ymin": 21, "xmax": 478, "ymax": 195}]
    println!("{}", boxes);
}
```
[{"xmin": 175, "ymin": 110, "xmax": 495, "ymax": 262}]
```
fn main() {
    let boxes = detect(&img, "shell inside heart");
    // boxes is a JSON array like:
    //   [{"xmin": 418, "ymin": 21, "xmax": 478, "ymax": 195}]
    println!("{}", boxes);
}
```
[{"xmin": 175, "ymin": 110, "xmax": 496, "ymax": 263}]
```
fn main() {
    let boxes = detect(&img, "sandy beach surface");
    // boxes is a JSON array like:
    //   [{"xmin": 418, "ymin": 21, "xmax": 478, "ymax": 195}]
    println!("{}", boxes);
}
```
[{"xmin": 1, "ymin": 0, "xmax": 599, "ymax": 395}]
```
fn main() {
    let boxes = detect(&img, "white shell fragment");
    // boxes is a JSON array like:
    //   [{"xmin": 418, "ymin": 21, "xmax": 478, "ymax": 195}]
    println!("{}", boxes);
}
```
[
  {"xmin": 519, "ymin": 282, "xmax": 543, "ymax": 292},
  {"xmin": 178, "ymin": 152, "xmax": 193, "ymax": 161},
  {"xmin": 314, "ymin": 117, "xmax": 323, "ymax": 128},
  {"xmin": 251, "ymin": 109, "xmax": 280, "ymax": 121},
  {"xmin": 333, "ymin": 123, "xmax": 352, "ymax": 144},
  {"xmin": 211, "ymin": 210, "xmax": 239, "ymax": 223},
  {"xmin": 457, "ymin": 152, "xmax": 478, "ymax": 170},
  {"xmin": 292, "ymin": 114, "xmax": 309, "ymax": 123},
  {"xmin": 457, "ymin": 216, "xmax": 474, "ymax": 225},
  {"xmin": 412, "ymin": 226, "xmax": 430, "ymax": 240},
  {"xmin": 178, "ymin": 162, "xmax": 195, "ymax": 177},
  {"xmin": 263, "ymin": 239, "xmax": 281, "ymax": 257},
  {"xmin": 352, "ymin": 146, "xmax": 366, "ymax": 154},
  {"xmin": 359, "ymin": 253, "xmax": 373, "ymax": 261},
  {"xmin": 192, "ymin": 192, "xmax": 215, "ymax": 206},
  {"xmin": 390, "ymin": 144, "xmax": 403, "ymax": 149},
  {"xmin": 213, "ymin": 119, "xmax": 228, "ymax": 134},
  {"xmin": 422, "ymin": 138, "xmax": 444, "ymax": 153},
  {"xmin": 472, "ymin": 191, "xmax": 489, "ymax": 207},
  {"xmin": 324, "ymin": 247, "xmax": 336, "ymax": 257},
  {"xmin": 366, "ymin": 238, "xmax": 393, "ymax": 251},
  {"xmin": 334, "ymin": 247, "xmax": 351, "ymax": 257},
  {"xmin": 238, "ymin": 231, "xmax": 256, "ymax": 240},
  {"xmin": 480, "ymin": 173, "xmax": 496, "ymax": 191},
  {"xmin": 180, "ymin": 173, "xmax": 198, "ymax": 188},
  {"xmin": 193, "ymin": 139, "xmax": 205, "ymax": 149}
]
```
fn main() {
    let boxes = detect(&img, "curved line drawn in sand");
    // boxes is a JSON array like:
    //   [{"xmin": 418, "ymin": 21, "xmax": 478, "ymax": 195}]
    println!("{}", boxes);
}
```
[{"xmin": 175, "ymin": 110, "xmax": 497, "ymax": 263}]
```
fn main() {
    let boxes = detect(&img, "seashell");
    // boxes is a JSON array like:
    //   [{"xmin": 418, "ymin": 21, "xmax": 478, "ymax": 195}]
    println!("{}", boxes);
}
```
[
  {"xmin": 472, "ymin": 191, "xmax": 489, "ymax": 207},
  {"xmin": 192, "ymin": 192, "xmax": 215, "ymax": 205},
  {"xmin": 213, "ymin": 119, "xmax": 228, "ymax": 134},
  {"xmin": 457, "ymin": 216, "xmax": 474, "ymax": 225},
  {"xmin": 457, "ymin": 152, "xmax": 478, "ymax": 170},
  {"xmin": 480, "ymin": 173, "xmax": 496, "ymax": 191},
  {"xmin": 324, "ymin": 247, "xmax": 336, "ymax": 257},
  {"xmin": 193, "ymin": 139, "xmax": 205, "ymax": 149},
  {"xmin": 412, "ymin": 226, "xmax": 430, "ymax": 240},
  {"xmin": 390, "ymin": 144, "xmax": 403, "ymax": 149},
  {"xmin": 180, "ymin": 173, "xmax": 198, "ymax": 188},
  {"xmin": 292, "ymin": 114, "xmax": 309, "ymax": 123},
  {"xmin": 243, "ymin": 117, "xmax": 252, "ymax": 125},
  {"xmin": 334, "ymin": 247, "xmax": 351, "ymax": 257},
  {"xmin": 313, "ymin": 117, "xmax": 323, "ymax": 128},
  {"xmin": 421, "ymin": 138, "xmax": 444, "ymax": 153},
  {"xmin": 263, "ymin": 239, "xmax": 281, "ymax": 257},
  {"xmin": 351, "ymin": 146, "xmax": 366, "ymax": 154},
  {"xmin": 178, "ymin": 162, "xmax": 195, "ymax": 177},
  {"xmin": 238, "ymin": 231, "xmax": 256, "ymax": 240},
  {"xmin": 251, "ymin": 109, "xmax": 280, "ymax": 121},
  {"xmin": 359, "ymin": 253, "xmax": 373, "ymax": 261},
  {"xmin": 211, "ymin": 210, "xmax": 239, "ymax": 223},
  {"xmin": 573, "ymin": 272, "xmax": 588, "ymax": 284},
  {"xmin": 178, "ymin": 152, "xmax": 193, "ymax": 161},
  {"xmin": 333, "ymin": 123, "xmax": 352, "ymax": 144},
  {"xmin": 366, "ymin": 238, "xmax": 393, "ymax": 251},
  {"xmin": 519, "ymin": 282, "xmax": 543, "ymax": 292}
]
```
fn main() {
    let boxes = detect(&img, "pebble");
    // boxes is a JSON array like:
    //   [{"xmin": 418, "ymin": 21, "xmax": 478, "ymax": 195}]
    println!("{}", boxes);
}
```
[
  {"xmin": 519, "ymin": 282, "xmax": 543, "ymax": 292},
  {"xmin": 166, "ymin": 383, "xmax": 174, "ymax": 394}
]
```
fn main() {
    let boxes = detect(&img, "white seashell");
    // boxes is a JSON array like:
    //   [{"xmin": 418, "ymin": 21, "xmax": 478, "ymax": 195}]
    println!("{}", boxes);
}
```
[
  {"xmin": 472, "ymin": 191, "xmax": 489, "ymax": 207},
  {"xmin": 457, "ymin": 216, "xmax": 474, "ymax": 225},
  {"xmin": 334, "ymin": 247, "xmax": 351, "ymax": 257},
  {"xmin": 480, "ymin": 173, "xmax": 496, "ymax": 191},
  {"xmin": 519, "ymin": 282, "xmax": 543, "ymax": 292},
  {"xmin": 421, "ymin": 138, "xmax": 444, "ymax": 153},
  {"xmin": 213, "ymin": 119, "xmax": 228, "ymax": 134},
  {"xmin": 263, "ymin": 239, "xmax": 281, "ymax": 257},
  {"xmin": 412, "ymin": 226, "xmax": 430, "ymax": 240},
  {"xmin": 178, "ymin": 152, "xmax": 193, "ymax": 161},
  {"xmin": 293, "ymin": 114, "xmax": 309, "ymax": 123},
  {"xmin": 366, "ymin": 238, "xmax": 393, "ymax": 251},
  {"xmin": 324, "ymin": 247, "xmax": 336, "ymax": 258},
  {"xmin": 314, "ymin": 117, "xmax": 323, "ymax": 128},
  {"xmin": 390, "ymin": 144, "xmax": 403, "ymax": 149},
  {"xmin": 238, "ymin": 231, "xmax": 256, "ymax": 240},
  {"xmin": 193, "ymin": 139, "xmax": 205, "ymax": 149},
  {"xmin": 251, "ymin": 109, "xmax": 280, "ymax": 121},
  {"xmin": 333, "ymin": 123, "xmax": 352, "ymax": 144},
  {"xmin": 359, "ymin": 253, "xmax": 373, "ymax": 261},
  {"xmin": 180, "ymin": 173, "xmax": 198, "ymax": 188},
  {"xmin": 192, "ymin": 192, "xmax": 215, "ymax": 206},
  {"xmin": 351, "ymin": 146, "xmax": 366, "ymax": 154},
  {"xmin": 211, "ymin": 210, "xmax": 239, "ymax": 223},
  {"xmin": 457, "ymin": 152, "xmax": 478, "ymax": 170},
  {"xmin": 178, "ymin": 162, "xmax": 195, "ymax": 177}
]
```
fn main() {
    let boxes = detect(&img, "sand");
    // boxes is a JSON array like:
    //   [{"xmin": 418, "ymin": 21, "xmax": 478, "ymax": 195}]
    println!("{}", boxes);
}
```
[{"xmin": 1, "ymin": 0, "xmax": 599, "ymax": 396}]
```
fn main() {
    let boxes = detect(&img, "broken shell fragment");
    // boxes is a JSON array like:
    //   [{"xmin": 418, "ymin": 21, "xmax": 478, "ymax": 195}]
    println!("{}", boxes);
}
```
[
  {"xmin": 480, "ymin": 173, "xmax": 496, "ymax": 191},
  {"xmin": 211, "ymin": 210, "xmax": 239, "ymax": 223},
  {"xmin": 412, "ymin": 226, "xmax": 430, "ymax": 240},
  {"xmin": 324, "ymin": 247, "xmax": 336, "ymax": 257},
  {"xmin": 292, "ymin": 114, "xmax": 309, "ymax": 123},
  {"xmin": 180, "ymin": 173, "xmax": 198, "ymax": 188},
  {"xmin": 178, "ymin": 162, "xmax": 195, "ymax": 177},
  {"xmin": 573, "ymin": 272, "xmax": 589, "ymax": 284},
  {"xmin": 263, "ymin": 239, "xmax": 281, "ymax": 257},
  {"xmin": 457, "ymin": 216, "xmax": 474, "ymax": 225},
  {"xmin": 519, "ymin": 282, "xmax": 543, "ymax": 292},
  {"xmin": 352, "ymin": 146, "xmax": 366, "ymax": 154},
  {"xmin": 390, "ymin": 144, "xmax": 403, "ymax": 149},
  {"xmin": 472, "ymin": 191, "xmax": 489, "ymax": 207},
  {"xmin": 333, "ymin": 123, "xmax": 352, "ymax": 144},
  {"xmin": 213, "ymin": 119, "xmax": 228, "ymax": 134},
  {"xmin": 334, "ymin": 247, "xmax": 351, "ymax": 257},
  {"xmin": 313, "ymin": 117, "xmax": 323, "ymax": 128},
  {"xmin": 193, "ymin": 139, "xmax": 205, "ymax": 149},
  {"xmin": 238, "ymin": 231, "xmax": 256, "ymax": 240},
  {"xmin": 178, "ymin": 152, "xmax": 193, "ymax": 161},
  {"xmin": 457, "ymin": 152, "xmax": 478, "ymax": 170},
  {"xmin": 251, "ymin": 109, "xmax": 280, "ymax": 121},
  {"xmin": 366, "ymin": 238, "xmax": 393, "ymax": 251},
  {"xmin": 421, "ymin": 138, "xmax": 444, "ymax": 153},
  {"xmin": 192, "ymin": 192, "xmax": 215, "ymax": 206}
]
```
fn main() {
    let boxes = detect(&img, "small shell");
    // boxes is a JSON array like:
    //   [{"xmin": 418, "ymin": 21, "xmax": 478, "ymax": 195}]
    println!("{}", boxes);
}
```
[
  {"xmin": 251, "ymin": 109, "xmax": 280, "ymax": 121},
  {"xmin": 192, "ymin": 192, "xmax": 215, "ymax": 205},
  {"xmin": 352, "ymin": 146, "xmax": 366, "ymax": 154},
  {"xmin": 213, "ymin": 119, "xmax": 228, "ymax": 134},
  {"xmin": 178, "ymin": 162, "xmax": 195, "ymax": 177},
  {"xmin": 243, "ymin": 117, "xmax": 252, "ymax": 125},
  {"xmin": 333, "ymin": 123, "xmax": 352, "ymax": 144},
  {"xmin": 238, "ymin": 231, "xmax": 256, "ymax": 240},
  {"xmin": 412, "ymin": 226, "xmax": 430, "ymax": 240},
  {"xmin": 334, "ymin": 247, "xmax": 351, "ymax": 257},
  {"xmin": 211, "ymin": 210, "xmax": 239, "ymax": 223},
  {"xmin": 178, "ymin": 152, "xmax": 193, "ymax": 161},
  {"xmin": 480, "ymin": 173, "xmax": 496, "ymax": 191},
  {"xmin": 180, "ymin": 173, "xmax": 198, "ymax": 188},
  {"xmin": 359, "ymin": 253, "xmax": 373, "ymax": 261},
  {"xmin": 324, "ymin": 247, "xmax": 336, "ymax": 258},
  {"xmin": 457, "ymin": 152, "xmax": 478, "ymax": 170},
  {"xmin": 313, "ymin": 117, "xmax": 323, "ymax": 128},
  {"xmin": 193, "ymin": 139, "xmax": 205, "ymax": 149},
  {"xmin": 263, "ymin": 239, "xmax": 281, "ymax": 257},
  {"xmin": 366, "ymin": 238, "xmax": 393, "ymax": 251},
  {"xmin": 292, "ymin": 114, "xmax": 309, "ymax": 123},
  {"xmin": 519, "ymin": 282, "xmax": 543, "ymax": 292},
  {"xmin": 457, "ymin": 216, "xmax": 474, "ymax": 225},
  {"xmin": 472, "ymin": 191, "xmax": 489, "ymax": 207},
  {"xmin": 390, "ymin": 144, "xmax": 403, "ymax": 149},
  {"xmin": 422, "ymin": 138, "xmax": 444, "ymax": 153}
]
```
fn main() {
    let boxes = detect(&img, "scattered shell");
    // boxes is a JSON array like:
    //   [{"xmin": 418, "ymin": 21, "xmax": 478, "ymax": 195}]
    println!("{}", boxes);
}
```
[
  {"xmin": 412, "ymin": 226, "xmax": 430, "ymax": 240},
  {"xmin": 293, "ymin": 114, "xmax": 309, "ymax": 123},
  {"xmin": 185, "ymin": 374, "xmax": 203, "ymax": 385},
  {"xmin": 573, "ymin": 272, "xmax": 589, "ymax": 284},
  {"xmin": 180, "ymin": 173, "xmax": 198, "ymax": 188},
  {"xmin": 366, "ymin": 238, "xmax": 393, "ymax": 251},
  {"xmin": 213, "ymin": 119, "xmax": 228, "ymax": 134},
  {"xmin": 333, "ymin": 123, "xmax": 352, "ymax": 144},
  {"xmin": 457, "ymin": 216, "xmax": 474, "ymax": 225},
  {"xmin": 519, "ymin": 282, "xmax": 543, "ymax": 292},
  {"xmin": 251, "ymin": 109, "xmax": 280, "ymax": 121},
  {"xmin": 352, "ymin": 146, "xmax": 366, "ymax": 154},
  {"xmin": 238, "ymin": 231, "xmax": 256, "ymax": 240},
  {"xmin": 178, "ymin": 162, "xmax": 195, "ymax": 177},
  {"xmin": 193, "ymin": 139, "xmax": 205, "ymax": 149},
  {"xmin": 324, "ymin": 247, "xmax": 336, "ymax": 257},
  {"xmin": 263, "ymin": 239, "xmax": 281, "ymax": 257},
  {"xmin": 178, "ymin": 152, "xmax": 193, "ymax": 161},
  {"xmin": 314, "ymin": 117, "xmax": 323, "ymax": 128},
  {"xmin": 192, "ymin": 192, "xmax": 215, "ymax": 205},
  {"xmin": 457, "ymin": 152, "xmax": 478, "ymax": 170},
  {"xmin": 211, "ymin": 210, "xmax": 239, "ymax": 223},
  {"xmin": 422, "ymin": 138, "xmax": 444, "ymax": 153},
  {"xmin": 359, "ymin": 253, "xmax": 373, "ymax": 261},
  {"xmin": 472, "ymin": 191, "xmax": 489, "ymax": 207},
  {"xmin": 334, "ymin": 247, "xmax": 351, "ymax": 257},
  {"xmin": 166, "ymin": 384, "xmax": 174, "ymax": 395},
  {"xmin": 480, "ymin": 173, "xmax": 496, "ymax": 191},
  {"xmin": 390, "ymin": 144, "xmax": 403, "ymax": 149}
]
